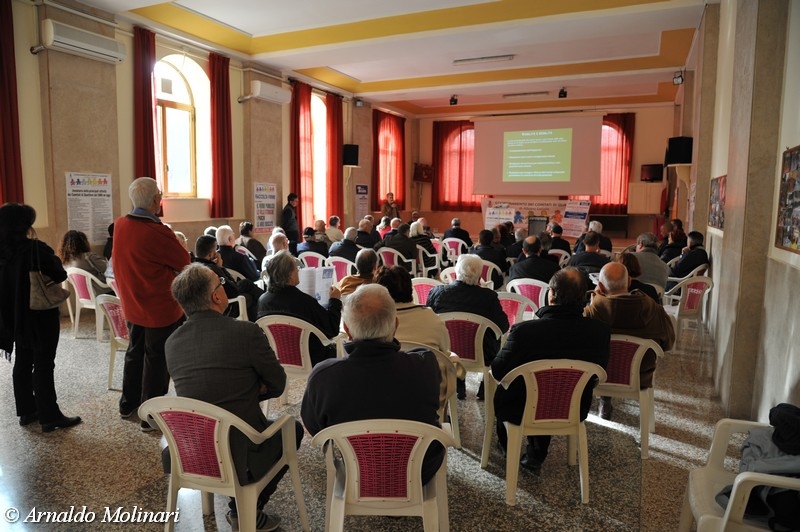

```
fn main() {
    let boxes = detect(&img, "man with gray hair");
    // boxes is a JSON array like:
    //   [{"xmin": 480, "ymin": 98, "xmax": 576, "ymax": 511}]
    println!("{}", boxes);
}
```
[
  {"xmin": 113, "ymin": 177, "xmax": 190, "ymax": 430},
  {"xmin": 328, "ymin": 226, "xmax": 360, "ymax": 263},
  {"xmin": 301, "ymin": 284, "xmax": 444, "ymax": 484},
  {"xmin": 443, "ymin": 217, "xmax": 473, "ymax": 247},
  {"xmin": 166, "ymin": 263, "xmax": 299, "ymax": 530},
  {"xmin": 335, "ymin": 248, "xmax": 378, "ymax": 296},
  {"xmin": 574, "ymin": 219, "xmax": 613, "ymax": 253},
  {"xmin": 633, "ymin": 231, "xmax": 669, "ymax": 290},
  {"xmin": 217, "ymin": 224, "xmax": 260, "ymax": 281},
  {"xmin": 427, "ymin": 254, "xmax": 509, "ymax": 399}
]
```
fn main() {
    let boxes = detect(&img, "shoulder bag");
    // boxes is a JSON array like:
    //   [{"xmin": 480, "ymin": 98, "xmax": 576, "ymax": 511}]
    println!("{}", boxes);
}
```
[{"xmin": 29, "ymin": 240, "xmax": 70, "ymax": 310}]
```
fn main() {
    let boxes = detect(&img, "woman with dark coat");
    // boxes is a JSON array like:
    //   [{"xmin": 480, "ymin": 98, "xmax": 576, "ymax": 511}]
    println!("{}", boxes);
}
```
[{"xmin": 0, "ymin": 203, "xmax": 81, "ymax": 432}]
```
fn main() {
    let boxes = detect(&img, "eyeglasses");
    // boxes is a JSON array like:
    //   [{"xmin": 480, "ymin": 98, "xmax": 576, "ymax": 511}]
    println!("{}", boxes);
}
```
[{"xmin": 214, "ymin": 276, "xmax": 226, "ymax": 292}]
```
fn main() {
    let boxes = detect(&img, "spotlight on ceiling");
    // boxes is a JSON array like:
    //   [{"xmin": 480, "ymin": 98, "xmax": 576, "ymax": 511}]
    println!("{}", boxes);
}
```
[
  {"xmin": 673, "ymin": 71, "xmax": 684, "ymax": 85},
  {"xmin": 449, "ymin": 95, "xmax": 458, "ymax": 106},
  {"xmin": 558, "ymin": 87, "xmax": 567, "ymax": 99}
]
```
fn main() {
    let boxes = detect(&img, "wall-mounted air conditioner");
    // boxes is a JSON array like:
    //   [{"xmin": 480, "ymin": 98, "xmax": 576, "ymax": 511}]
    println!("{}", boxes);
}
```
[
  {"xmin": 41, "ymin": 19, "xmax": 126, "ymax": 64},
  {"xmin": 247, "ymin": 80, "xmax": 292, "ymax": 105}
]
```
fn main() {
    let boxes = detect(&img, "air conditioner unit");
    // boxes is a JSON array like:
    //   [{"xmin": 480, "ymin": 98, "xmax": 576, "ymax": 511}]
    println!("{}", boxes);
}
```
[
  {"xmin": 249, "ymin": 80, "xmax": 291, "ymax": 105},
  {"xmin": 41, "ymin": 19, "xmax": 126, "ymax": 64}
]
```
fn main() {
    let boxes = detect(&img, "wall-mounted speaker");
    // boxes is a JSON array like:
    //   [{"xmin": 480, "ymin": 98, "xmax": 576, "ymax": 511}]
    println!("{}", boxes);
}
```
[
  {"xmin": 343, "ymin": 144, "xmax": 359, "ymax": 167},
  {"xmin": 665, "ymin": 136, "xmax": 693, "ymax": 165}
]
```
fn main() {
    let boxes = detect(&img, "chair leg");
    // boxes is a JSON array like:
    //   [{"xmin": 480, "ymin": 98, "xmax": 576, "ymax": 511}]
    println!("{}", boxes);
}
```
[
  {"xmin": 95, "ymin": 309, "xmax": 104, "ymax": 342},
  {"xmin": 422, "ymin": 486, "xmax": 440, "ymax": 532},
  {"xmin": 578, "ymin": 424, "xmax": 589, "ymax": 504},
  {"xmin": 200, "ymin": 491, "xmax": 213, "ymax": 515},
  {"xmin": 678, "ymin": 488, "xmax": 695, "ymax": 532},
  {"xmin": 447, "ymin": 395, "xmax": 461, "ymax": 448},
  {"xmin": 640, "ymin": 390, "xmax": 650, "ymax": 460},
  {"xmin": 647, "ymin": 387, "xmax": 656, "ymax": 433},
  {"xmin": 504, "ymin": 423, "xmax": 522, "ymax": 506},
  {"xmin": 329, "ymin": 486, "xmax": 346, "ymax": 532},
  {"xmin": 73, "ymin": 304, "xmax": 82, "ymax": 338},
  {"xmin": 233, "ymin": 488, "xmax": 259, "ymax": 532},
  {"xmin": 480, "ymin": 377, "xmax": 496, "ymax": 468},
  {"xmin": 107, "ymin": 342, "xmax": 116, "ymax": 390},
  {"xmin": 435, "ymin": 455, "xmax": 449, "ymax": 532},
  {"xmin": 289, "ymin": 460, "xmax": 310, "ymax": 531},
  {"xmin": 567, "ymin": 434, "xmax": 577, "ymax": 466},
  {"xmin": 164, "ymin": 478, "xmax": 180, "ymax": 532},
  {"xmin": 280, "ymin": 386, "xmax": 289, "ymax": 405}
]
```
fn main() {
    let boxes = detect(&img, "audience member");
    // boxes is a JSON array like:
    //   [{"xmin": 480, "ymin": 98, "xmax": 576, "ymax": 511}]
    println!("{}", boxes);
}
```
[
  {"xmin": 380, "ymin": 217, "xmax": 402, "ymax": 241},
  {"xmin": 567, "ymin": 231, "xmax": 610, "ymax": 277},
  {"xmin": 203, "ymin": 226, "xmax": 217, "ymax": 237},
  {"xmin": 575, "ymin": 220, "xmax": 612, "ymax": 253},
  {"xmin": 236, "ymin": 221, "xmax": 267, "ymax": 266},
  {"xmin": 659, "ymin": 230, "xmax": 685, "ymax": 263},
  {"xmin": 217, "ymin": 225, "xmax": 260, "ymax": 281},
  {"xmin": 166, "ymin": 263, "xmax": 298, "ymax": 531},
  {"xmin": 492, "ymin": 267, "xmax": 609, "ymax": 473},
  {"xmin": 549, "ymin": 223, "xmax": 571, "ymax": 255},
  {"xmin": 262, "ymin": 231, "xmax": 289, "ymax": 271},
  {"xmin": 470, "ymin": 229, "xmax": 508, "ymax": 288},
  {"xmin": 355, "ymin": 218, "xmax": 379, "ymax": 248},
  {"xmin": 506, "ymin": 227, "xmax": 527, "ymax": 259},
  {"xmin": 380, "ymin": 192, "xmax": 401, "ymax": 220},
  {"xmin": 633, "ymin": 232, "xmax": 669, "ymax": 290},
  {"xmin": 326, "ymin": 216, "xmax": 344, "ymax": 243},
  {"xmin": 257, "ymin": 251, "xmax": 341, "ymax": 365},
  {"xmin": 281, "ymin": 193, "xmax": 300, "ymax": 245},
  {"xmin": 0, "ymin": 203, "xmax": 81, "ymax": 432},
  {"xmin": 313, "ymin": 219, "xmax": 333, "ymax": 249},
  {"xmin": 365, "ymin": 214, "xmax": 382, "ymax": 244},
  {"xmin": 584, "ymin": 262, "xmax": 674, "ymax": 419},
  {"xmin": 617, "ymin": 252, "xmax": 660, "ymax": 302},
  {"xmin": 113, "ymin": 177, "xmax": 190, "ymax": 429},
  {"xmin": 417, "ymin": 216, "xmax": 436, "ymax": 239},
  {"xmin": 408, "ymin": 210, "xmax": 420, "ymax": 225},
  {"xmin": 335, "ymin": 248, "xmax": 378, "ymax": 296},
  {"xmin": 58, "ymin": 229, "xmax": 112, "ymax": 293},
  {"xmin": 496, "ymin": 223, "xmax": 514, "ymax": 247},
  {"xmin": 656, "ymin": 222, "xmax": 673, "ymax": 257},
  {"xmin": 376, "ymin": 223, "xmax": 417, "ymax": 272},
  {"xmin": 508, "ymin": 235, "xmax": 560, "ymax": 283},
  {"xmin": 297, "ymin": 227, "xmax": 329, "ymax": 258},
  {"xmin": 428, "ymin": 254, "xmax": 509, "ymax": 399},
  {"xmin": 410, "ymin": 221, "xmax": 438, "ymax": 276},
  {"xmin": 669, "ymin": 231, "xmax": 709, "ymax": 281},
  {"xmin": 443, "ymin": 217, "xmax": 473, "ymax": 248},
  {"xmin": 301, "ymin": 284, "xmax": 444, "ymax": 484},
  {"xmin": 376, "ymin": 216, "xmax": 392, "ymax": 239},
  {"xmin": 328, "ymin": 227, "xmax": 360, "ymax": 263},
  {"xmin": 103, "ymin": 223, "xmax": 114, "ymax": 260}
]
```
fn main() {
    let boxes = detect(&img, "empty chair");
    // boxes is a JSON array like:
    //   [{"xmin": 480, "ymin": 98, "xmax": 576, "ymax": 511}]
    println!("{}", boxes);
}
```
[
  {"xmin": 484, "ymin": 359, "xmax": 607, "ymax": 505},
  {"xmin": 679, "ymin": 418, "xmax": 800, "ymax": 531},
  {"xmin": 325, "ymin": 256, "xmax": 357, "ymax": 283},
  {"xmin": 377, "ymin": 247, "xmax": 417, "ymax": 276},
  {"xmin": 479, "ymin": 259, "xmax": 504, "ymax": 291},
  {"xmin": 95, "ymin": 294, "xmax": 129, "ymax": 390},
  {"xmin": 441, "ymin": 237, "xmax": 469, "ymax": 265},
  {"xmin": 138, "ymin": 396, "xmax": 310, "ymax": 532},
  {"xmin": 594, "ymin": 335, "xmax": 665, "ymax": 459},
  {"xmin": 439, "ymin": 266, "xmax": 457, "ymax": 284},
  {"xmin": 298, "ymin": 251, "xmax": 326, "ymax": 269},
  {"xmin": 310, "ymin": 419, "xmax": 456, "ymax": 532},
  {"xmin": 65, "ymin": 267, "xmax": 111, "ymax": 340},
  {"xmin": 663, "ymin": 276, "xmax": 713, "ymax": 339},
  {"xmin": 507, "ymin": 278, "xmax": 550, "ymax": 309},
  {"xmin": 497, "ymin": 291, "xmax": 537, "ymax": 329},
  {"xmin": 411, "ymin": 277, "xmax": 443, "ymax": 306},
  {"xmin": 417, "ymin": 244, "xmax": 442, "ymax": 278}
]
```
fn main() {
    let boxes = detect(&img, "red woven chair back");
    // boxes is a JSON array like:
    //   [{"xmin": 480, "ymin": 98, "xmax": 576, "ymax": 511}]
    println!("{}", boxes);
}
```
[
  {"xmin": 266, "ymin": 323, "xmax": 304, "ymax": 367},
  {"xmin": 533, "ymin": 368, "xmax": 583, "ymax": 421},
  {"xmin": 331, "ymin": 261, "xmax": 351, "ymax": 280},
  {"xmin": 684, "ymin": 281, "xmax": 707, "ymax": 311},
  {"xmin": 69, "ymin": 272, "xmax": 92, "ymax": 301},
  {"xmin": 161, "ymin": 411, "xmax": 221, "ymax": 478},
  {"xmin": 378, "ymin": 249, "xmax": 397, "ymax": 267},
  {"xmin": 516, "ymin": 283, "xmax": 543, "ymax": 304},
  {"xmin": 414, "ymin": 283, "xmax": 435, "ymax": 306},
  {"xmin": 606, "ymin": 340, "xmax": 638, "ymax": 386},
  {"xmin": 444, "ymin": 320, "xmax": 479, "ymax": 362},
  {"xmin": 99, "ymin": 300, "xmax": 129, "ymax": 340},
  {"xmin": 348, "ymin": 433, "xmax": 418, "ymax": 498},
  {"xmin": 499, "ymin": 298, "xmax": 523, "ymax": 327}
]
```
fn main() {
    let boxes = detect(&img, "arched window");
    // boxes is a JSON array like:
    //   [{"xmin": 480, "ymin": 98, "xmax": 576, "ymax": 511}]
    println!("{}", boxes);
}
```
[
  {"xmin": 154, "ymin": 55, "xmax": 211, "ymax": 198},
  {"xmin": 371, "ymin": 110, "xmax": 406, "ymax": 211},
  {"xmin": 432, "ymin": 120, "xmax": 481, "ymax": 211}
]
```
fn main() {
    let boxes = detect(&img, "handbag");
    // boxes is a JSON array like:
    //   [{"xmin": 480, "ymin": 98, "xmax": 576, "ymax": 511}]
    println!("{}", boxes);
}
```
[{"xmin": 29, "ymin": 240, "xmax": 70, "ymax": 310}]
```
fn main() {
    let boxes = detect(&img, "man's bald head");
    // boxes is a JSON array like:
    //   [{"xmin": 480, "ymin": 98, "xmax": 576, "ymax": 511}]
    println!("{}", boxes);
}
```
[
  {"xmin": 522, "ymin": 235, "xmax": 541, "ymax": 256},
  {"xmin": 598, "ymin": 262, "xmax": 629, "ymax": 295}
]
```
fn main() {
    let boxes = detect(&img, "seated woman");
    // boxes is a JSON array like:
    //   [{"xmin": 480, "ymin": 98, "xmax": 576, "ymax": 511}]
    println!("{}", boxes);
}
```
[
  {"xmin": 58, "ymin": 230, "xmax": 113, "ymax": 294},
  {"xmin": 256, "ymin": 251, "xmax": 341, "ymax": 366},
  {"xmin": 618, "ymin": 252, "xmax": 660, "ymax": 302},
  {"xmin": 410, "ymin": 221, "xmax": 438, "ymax": 277},
  {"xmin": 236, "ymin": 221, "xmax": 267, "ymax": 266}
]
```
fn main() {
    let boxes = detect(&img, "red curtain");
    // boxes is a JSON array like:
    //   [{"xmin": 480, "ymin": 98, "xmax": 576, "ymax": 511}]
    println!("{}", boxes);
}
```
[
  {"xmin": 571, "ymin": 113, "xmax": 635, "ymax": 215},
  {"xmin": 209, "ymin": 53, "xmax": 233, "ymax": 218},
  {"xmin": 431, "ymin": 120, "xmax": 481, "ymax": 212},
  {"xmin": 0, "ymin": 0, "xmax": 23, "ymax": 203},
  {"xmin": 290, "ymin": 81, "xmax": 312, "ymax": 229},
  {"xmin": 326, "ymin": 92, "xmax": 344, "ymax": 221},
  {"xmin": 133, "ymin": 26, "xmax": 157, "ymax": 180},
  {"xmin": 371, "ymin": 110, "xmax": 406, "ymax": 211}
]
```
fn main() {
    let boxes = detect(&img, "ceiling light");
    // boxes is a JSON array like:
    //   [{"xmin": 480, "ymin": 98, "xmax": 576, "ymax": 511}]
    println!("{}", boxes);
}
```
[
  {"xmin": 558, "ymin": 87, "xmax": 567, "ymax": 99},
  {"xmin": 673, "ymin": 71, "xmax": 684, "ymax": 85},
  {"xmin": 452, "ymin": 54, "xmax": 515, "ymax": 66},
  {"xmin": 503, "ymin": 91, "xmax": 550, "ymax": 99},
  {"xmin": 449, "ymin": 95, "xmax": 458, "ymax": 106}
]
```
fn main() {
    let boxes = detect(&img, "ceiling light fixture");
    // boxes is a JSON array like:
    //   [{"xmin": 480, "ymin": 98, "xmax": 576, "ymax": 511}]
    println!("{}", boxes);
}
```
[
  {"xmin": 673, "ymin": 70, "xmax": 684, "ymax": 85},
  {"xmin": 449, "ymin": 95, "xmax": 458, "ymax": 106},
  {"xmin": 558, "ymin": 87, "xmax": 567, "ymax": 99},
  {"xmin": 503, "ymin": 91, "xmax": 550, "ymax": 99},
  {"xmin": 452, "ymin": 54, "xmax": 515, "ymax": 66}
]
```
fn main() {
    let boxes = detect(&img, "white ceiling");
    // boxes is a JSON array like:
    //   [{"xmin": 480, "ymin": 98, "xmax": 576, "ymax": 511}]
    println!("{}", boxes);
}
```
[{"xmin": 73, "ymin": 0, "xmax": 712, "ymax": 116}]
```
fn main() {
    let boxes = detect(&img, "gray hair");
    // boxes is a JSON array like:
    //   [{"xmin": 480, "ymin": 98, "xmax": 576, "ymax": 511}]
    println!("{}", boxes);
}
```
[
  {"xmin": 128, "ymin": 177, "xmax": 159, "ymax": 210},
  {"xmin": 588, "ymin": 220, "xmax": 603, "ymax": 233},
  {"xmin": 599, "ymin": 262, "xmax": 629, "ymax": 294},
  {"xmin": 409, "ymin": 221, "xmax": 424, "ymax": 237},
  {"xmin": 269, "ymin": 231, "xmax": 288, "ymax": 251},
  {"xmin": 514, "ymin": 227, "xmax": 528, "ymax": 241},
  {"xmin": 172, "ymin": 263, "xmax": 216, "ymax": 314},
  {"xmin": 216, "ymin": 225, "xmax": 234, "ymax": 247},
  {"xmin": 456, "ymin": 254, "xmax": 482, "ymax": 285},
  {"xmin": 343, "ymin": 284, "xmax": 396, "ymax": 342},
  {"xmin": 266, "ymin": 250, "xmax": 297, "ymax": 293},
  {"xmin": 344, "ymin": 227, "xmax": 358, "ymax": 241},
  {"xmin": 636, "ymin": 232, "xmax": 659, "ymax": 249}
]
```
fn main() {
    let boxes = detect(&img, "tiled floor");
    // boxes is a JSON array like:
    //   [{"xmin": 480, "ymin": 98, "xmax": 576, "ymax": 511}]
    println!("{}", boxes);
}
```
[{"xmin": 0, "ymin": 313, "xmax": 726, "ymax": 531}]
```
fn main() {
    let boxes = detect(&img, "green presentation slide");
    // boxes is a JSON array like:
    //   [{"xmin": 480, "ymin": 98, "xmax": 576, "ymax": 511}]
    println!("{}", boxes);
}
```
[{"xmin": 502, "ymin": 128, "xmax": 572, "ymax": 182}]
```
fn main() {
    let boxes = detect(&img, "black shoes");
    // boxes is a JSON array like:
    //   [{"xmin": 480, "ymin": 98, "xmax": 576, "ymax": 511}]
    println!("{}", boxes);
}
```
[
  {"xmin": 457, "ymin": 391, "xmax": 466, "ymax": 400},
  {"xmin": 519, "ymin": 455, "xmax": 543, "ymax": 475},
  {"xmin": 598, "ymin": 396, "xmax": 613, "ymax": 420},
  {"xmin": 19, "ymin": 413, "xmax": 38, "ymax": 426},
  {"xmin": 140, "ymin": 420, "xmax": 156, "ymax": 432},
  {"xmin": 41, "ymin": 416, "xmax": 82, "ymax": 433}
]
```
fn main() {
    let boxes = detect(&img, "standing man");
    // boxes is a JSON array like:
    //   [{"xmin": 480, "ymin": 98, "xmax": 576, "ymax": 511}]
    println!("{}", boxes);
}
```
[
  {"xmin": 166, "ymin": 263, "xmax": 299, "ymax": 530},
  {"xmin": 281, "ymin": 193, "xmax": 300, "ymax": 249},
  {"xmin": 113, "ymin": 177, "xmax": 190, "ymax": 430},
  {"xmin": 492, "ymin": 267, "xmax": 610, "ymax": 474}
]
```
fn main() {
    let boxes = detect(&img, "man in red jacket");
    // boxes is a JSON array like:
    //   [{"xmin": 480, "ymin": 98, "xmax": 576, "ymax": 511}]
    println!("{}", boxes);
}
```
[{"xmin": 112, "ymin": 177, "xmax": 190, "ymax": 430}]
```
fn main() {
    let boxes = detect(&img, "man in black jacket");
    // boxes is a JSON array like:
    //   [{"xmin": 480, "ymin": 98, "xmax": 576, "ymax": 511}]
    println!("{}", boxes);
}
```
[
  {"xmin": 508, "ymin": 235, "xmax": 560, "ymax": 283},
  {"xmin": 470, "ymin": 229, "xmax": 508, "ymax": 289},
  {"xmin": 443, "ymin": 217, "xmax": 473, "ymax": 248},
  {"xmin": 492, "ymin": 267, "xmax": 610, "ymax": 474},
  {"xmin": 549, "ymin": 223, "xmax": 572, "ymax": 255},
  {"xmin": 669, "ymin": 230, "xmax": 709, "ymax": 280},
  {"xmin": 328, "ymin": 227, "xmax": 360, "ymax": 263}
]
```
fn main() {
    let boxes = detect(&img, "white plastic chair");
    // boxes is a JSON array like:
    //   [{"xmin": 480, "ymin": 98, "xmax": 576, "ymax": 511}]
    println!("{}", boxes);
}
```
[
  {"xmin": 399, "ymin": 340, "xmax": 463, "ymax": 448},
  {"xmin": 496, "ymin": 291, "xmax": 536, "ymax": 329},
  {"xmin": 377, "ymin": 247, "xmax": 417, "ymax": 276},
  {"xmin": 95, "ymin": 294, "xmax": 129, "ymax": 391},
  {"xmin": 298, "ymin": 251, "xmax": 327, "ymax": 269},
  {"xmin": 227, "ymin": 295, "xmax": 248, "ymax": 321},
  {"xmin": 224, "ymin": 267, "xmax": 246, "ymax": 283},
  {"xmin": 411, "ymin": 277, "xmax": 443, "ymax": 306},
  {"xmin": 417, "ymin": 244, "xmax": 441, "ymax": 278},
  {"xmin": 548, "ymin": 249, "xmax": 571, "ymax": 268},
  {"xmin": 65, "ymin": 267, "xmax": 110, "ymax": 341},
  {"xmin": 507, "ymin": 278, "xmax": 550, "ymax": 309},
  {"xmin": 599, "ymin": 249, "xmax": 613, "ymax": 259},
  {"xmin": 255, "ymin": 315, "xmax": 344, "ymax": 405},
  {"xmin": 663, "ymin": 276, "xmax": 713, "ymax": 339},
  {"xmin": 678, "ymin": 418, "xmax": 800, "ymax": 531},
  {"xmin": 310, "ymin": 419, "xmax": 456, "ymax": 532},
  {"xmin": 484, "ymin": 359, "xmax": 607, "ymax": 505},
  {"xmin": 441, "ymin": 237, "xmax": 468, "ymax": 265},
  {"xmin": 138, "ymin": 397, "xmax": 310, "ymax": 532},
  {"xmin": 665, "ymin": 263, "xmax": 710, "ymax": 304},
  {"xmin": 479, "ymin": 260, "xmax": 504, "ymax": 291},
  {"xmin": 439, "ymin": 267, "xmax": 457, "ymax": 284},
  {"xmin": 325, "ymin": 256, "xmax": 357, "ymax": 283},
  {"xmin": 594, "ymin": 335, "xmax": 665, "ymax": 459}
]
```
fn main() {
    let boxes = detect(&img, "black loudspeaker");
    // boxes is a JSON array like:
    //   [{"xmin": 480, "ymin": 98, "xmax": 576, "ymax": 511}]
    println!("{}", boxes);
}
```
[
  {"xmin": 665, "ymin": 136, "xmax": 693, "ymax": 165},
  {"xmin": 343, "ymin": 144, "xmax": 359, "ymax": 166}
]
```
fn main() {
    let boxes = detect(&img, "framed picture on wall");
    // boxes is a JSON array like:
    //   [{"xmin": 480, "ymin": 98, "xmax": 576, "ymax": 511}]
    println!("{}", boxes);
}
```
[
  {"xmin": 708, "ymin": 175, "xmax": 725, "ymax": 230},
  {"xmin": 775, "ymin": 144, "xmax": 800, "ymax": 253}
]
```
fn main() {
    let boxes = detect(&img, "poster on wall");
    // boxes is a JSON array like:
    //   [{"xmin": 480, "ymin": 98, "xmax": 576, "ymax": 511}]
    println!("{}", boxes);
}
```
[
  {"xmin": 355, "ymin": 184, "xmax": 369, "ymax": 221},
  {"xmin": 708, "ymin": 175, "xmax": 726, "ymax": 230},
  {"xmin": 65, "ymin": 172, "xmax": 113, "ymax": 246},
  {"xmin": 775, "ymin": 144, "xmax": 800, "ymax": 252},
  {"xmin": 253, "ymin": 182, "xmax": 277, "ymax": 234},
  {"xmin": 480, "ymin": 197, "xmax": 590, "ymax": 238},
  {"xmin": 562, "ymin": 200, "xmax": 592, "ymax": 238}
]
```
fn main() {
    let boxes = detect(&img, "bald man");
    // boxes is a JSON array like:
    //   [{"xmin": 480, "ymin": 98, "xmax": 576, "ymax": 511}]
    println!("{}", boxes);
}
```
[{"xmin": 583, "ymin": 261, "xmax": 675, "ymax": 420}]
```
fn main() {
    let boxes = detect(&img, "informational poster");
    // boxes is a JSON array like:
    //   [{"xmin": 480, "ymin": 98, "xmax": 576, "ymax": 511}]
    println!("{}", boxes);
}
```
[
  {"xmin": 355, "ymin": 184, "xmax": 369, "ymax": 221},
  {"xmin": 708, "ymin": 175, "xmax": 726, "ymax": 230},
  {"xmin": 775, "ymin": 144, "xmax": 800, "ymax": 252},
  {"xmin": 481, "ymin": 197, "xmax": 589, "ymax": 238},
  {"xmin": 253, "ymin": 182, "xmax": 277, "ymax": 234},
  {"xmin": 65, "ymin": 172, "xmax": 113, "ymax": 245}
]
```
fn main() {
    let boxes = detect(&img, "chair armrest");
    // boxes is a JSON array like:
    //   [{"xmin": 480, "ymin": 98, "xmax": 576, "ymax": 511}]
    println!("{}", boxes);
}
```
[
  {"xmin": 233, "ymin": 414, "xmax": 296, "ymax": 446},
  {"xmin": 706, "ymin": 418, "xmax": 770, "ymax": 467},
  {"xmin": 722, "ymin": 471, "xmax": 800, "ymax": 526}
]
